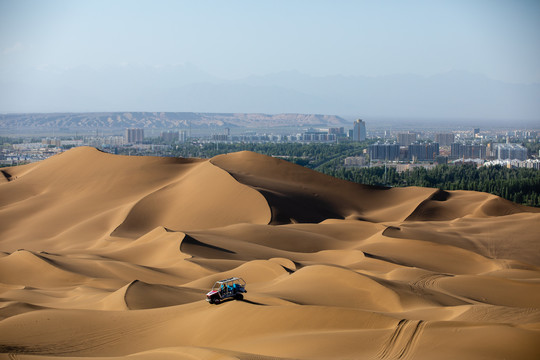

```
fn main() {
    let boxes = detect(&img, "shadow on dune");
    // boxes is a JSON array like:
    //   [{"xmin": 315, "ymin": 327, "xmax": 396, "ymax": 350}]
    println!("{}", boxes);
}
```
[
  {"xmin": 180, "ymin": 234, "xmax": 237, "ymax": 259},
  {"xmin": 0, "ymin": 170, "xmax": 12, "ymax": 182},
  {"xmin": 405, "ymin": 188, "xmax": 538, "ymax": 222},
  {"xmin": 210, "ymin": 297, "xmax": 268, "ymax": 306},
  {"xmin": 209, "ymin": 152, "xmax": 409, "ymax": 225},
  {"xmin": 124, "ymin": 280, "xmax": 204, "ymax": 309},
  {"xmin": 2, "ymin": 148, "xmax": 540, "ymax": 359},
  {"xmin": 256, "ymin": 188, "xmax": 346, "ymax": 224}
]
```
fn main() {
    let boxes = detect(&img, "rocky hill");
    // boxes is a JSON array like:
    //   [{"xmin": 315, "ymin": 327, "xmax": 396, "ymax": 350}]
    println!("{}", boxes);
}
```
[{"xmin": 0, "ymin": 112, "xmax": 348, "ymax": 130}]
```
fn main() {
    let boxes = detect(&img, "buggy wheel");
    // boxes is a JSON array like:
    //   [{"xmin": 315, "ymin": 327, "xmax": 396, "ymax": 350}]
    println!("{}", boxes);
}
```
[
  {"xmin": 235, "ymin": 293, "xmax": 244, "ymax": 300},
  {"xmin": 214, "ymin": 297, "xmax": 221, "ymax": 304},
  {"xmin": 208, "ymin": 299, "xmax": 214, "ymax": 304}
]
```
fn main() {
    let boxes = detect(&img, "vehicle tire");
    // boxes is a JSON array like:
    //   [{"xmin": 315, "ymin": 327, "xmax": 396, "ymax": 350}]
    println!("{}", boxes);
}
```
[
  {"xmin": 235, "ymin": 293, "xmax": 243, "ymax": 300},
  {"xmin": 208, "ymin": 299, "xmax": 214, "ymax": 304},
  {"xmin": 214, "ymin": 297, "xmax": 221, "ymax": 304}
]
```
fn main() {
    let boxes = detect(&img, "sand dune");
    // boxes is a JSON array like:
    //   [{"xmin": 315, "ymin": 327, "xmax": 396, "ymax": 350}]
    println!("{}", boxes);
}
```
[{"xmin": 0, "ymin": 147, "xmax": 539, "ymax": 359}]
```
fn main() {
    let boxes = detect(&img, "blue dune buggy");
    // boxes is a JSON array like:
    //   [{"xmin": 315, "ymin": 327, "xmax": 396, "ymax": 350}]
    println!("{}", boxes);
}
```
[{"xmin": 206, "ymin": 277, "xmax": 247, "ymax": 304}]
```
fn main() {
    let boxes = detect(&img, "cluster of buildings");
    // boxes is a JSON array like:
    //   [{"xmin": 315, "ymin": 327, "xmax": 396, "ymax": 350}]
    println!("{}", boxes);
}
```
[
  {"xmin": 124, "ymin": 119, "xmax": 369, "ymax": 145},
  {"xmin": 125, "ymin": 128, "xmax": 190, "ymax": 144},
  {"xmin": 366, "ymin": 141, "xmax": 528, "ymax": 162},
  {"xmin": 2, "ymin": 119, "xmax": 538, "ymax": 171},
  {"xmin": 205, "ymin": 119, "xmax": 368, "ymax": 144},
  {"xmin": 124, "ymin": 124, "xmax": 539, "ymax": 148},
  {"xmin": 291, "ymin": 119, "xmax": 366, "ymax": 143},
  {"xmin": 368, "ymin": 142, "xmax": 441, "ymax": 162},
  {"xmin": 484, "ymin": 158, "xmax": 540, "ymax": 169},
  {"xmin": 347, "ymin": 124, "xmax": 536, "ymax": 170},
  {"xmin": 160, "ymin": 130, "xmax": 188, "ymax": 143},
  {"xmin": 124, "ymin": 128, "xmax": 144, "ymax": 144}
]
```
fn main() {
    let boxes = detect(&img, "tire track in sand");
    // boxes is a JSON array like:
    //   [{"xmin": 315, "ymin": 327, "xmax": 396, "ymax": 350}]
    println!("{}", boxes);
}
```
[
  {"xmin": 410, "ymin": 273, "xmax": 491, "ymax": 305},
  {"xmin": 378, "ymin": 319, "xmax": 426, "ymax": 360},
  {"xmin": 411, "ymin": 273, "xmax": 452, "ymax": 291}
]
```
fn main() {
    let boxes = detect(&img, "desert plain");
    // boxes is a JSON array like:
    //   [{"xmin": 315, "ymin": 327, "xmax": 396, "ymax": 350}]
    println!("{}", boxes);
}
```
[{"xmin": 0, "ymin": 147, "xmax": 539, "ymax": 359}]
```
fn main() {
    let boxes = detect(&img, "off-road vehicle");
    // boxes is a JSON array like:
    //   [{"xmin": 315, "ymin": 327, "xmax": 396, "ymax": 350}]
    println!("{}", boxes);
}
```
[{"xmin": 206, "ymin": 277, "xmax": 246, "ymax": 304}]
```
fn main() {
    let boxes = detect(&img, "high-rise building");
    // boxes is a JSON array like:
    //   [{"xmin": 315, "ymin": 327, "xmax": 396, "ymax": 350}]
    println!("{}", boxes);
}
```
[
  {"xmin": 496, "ymin": 144, "xmax": 527, "ymax": 161},
  {"xmin": 160, "ymin": 131, "xmax": 179, "ymax": 143},
  {"xmin": 302, "ymin": 130, "xmax": 334, "ymax": 142},
  {"xmin": 408, "ymin": 143, "xmax": 439, "ymax": 161},
  {"xmin": 328, "ymin": 127, "xmax": 345, "ymax": 136},
  {"xmin": 368, "ymin": 143, "xmax": 400, "ymax": 161},
  {"xmin": 352, "ymin": 119, "xmax": 366, "ymax": 141},
  {"xmin": 125, "ymin": 128, "xmax": 144, "ymax": 144},
  {"xmin": 397, "ymin": 133, "xmax": 417, "ymax": 146},
  {"xmin": 179, "ymin": 131, "xmax": 187, "ymax": 143},
  {"xmin": 435, "ymin": 133, "xmax": 455, "ymax": 146},
  {"xmin": 451, "ymin": 143, "xmax": 486, "ymax": 159}
]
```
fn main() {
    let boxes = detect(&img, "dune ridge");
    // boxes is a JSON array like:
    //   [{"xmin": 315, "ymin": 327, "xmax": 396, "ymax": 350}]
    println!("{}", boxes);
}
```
[{"xmin": 0, "ymin": 147, "xmax": 539, "ymax": 359}]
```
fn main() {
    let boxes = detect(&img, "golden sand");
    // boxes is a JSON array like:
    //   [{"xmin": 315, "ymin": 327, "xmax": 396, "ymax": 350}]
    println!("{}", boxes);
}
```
[{"xmin": 0, "ymin": 147, "xmax": 539, "ymax": 359}]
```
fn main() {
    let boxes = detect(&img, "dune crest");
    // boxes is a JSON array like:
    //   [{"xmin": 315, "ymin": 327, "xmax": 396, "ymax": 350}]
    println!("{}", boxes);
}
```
[
  {"xmin": 1, "ymin": 148, "xmax": 539, "ymax": 359},
  {"xmin": 211, "ymin": 151, "xmax": 439, "ymax": 223}
]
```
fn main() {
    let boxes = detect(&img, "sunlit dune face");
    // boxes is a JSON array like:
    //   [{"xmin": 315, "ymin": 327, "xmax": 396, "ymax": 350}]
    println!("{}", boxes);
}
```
[{"xmin": 0, "ymin": 147, "xmax": 539, "ymax": 359}]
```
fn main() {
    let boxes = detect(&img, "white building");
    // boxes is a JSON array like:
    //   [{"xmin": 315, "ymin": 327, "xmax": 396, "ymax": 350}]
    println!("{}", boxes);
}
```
[{"xmin": 496, "ymin": 143, "xmax": 527, "ymax": 161}]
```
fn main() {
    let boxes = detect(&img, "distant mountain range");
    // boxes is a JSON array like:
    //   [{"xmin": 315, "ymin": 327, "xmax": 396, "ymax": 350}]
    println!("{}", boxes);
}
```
[
  {"xmin": 0, "ymin": 112, "xmax": 348, "ymax": 130},
  {"xmin": 1, "ymin": 64, "xmax": 539, "ymax": 120}
]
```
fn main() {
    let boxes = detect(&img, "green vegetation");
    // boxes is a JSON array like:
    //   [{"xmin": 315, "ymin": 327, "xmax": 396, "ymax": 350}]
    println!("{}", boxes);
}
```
[
  {"xmin": 168, "ymin": 140, "xmax": 374, "ymax": 169},
  {"xmin": 523, "ymin": 140, "xmax": 540, "ymax": 158},
  {"xmin": 167, "ymin": 141, "xmax": 540, "ymax": 207},
  {"xmin": 4, "ymin": 138, "xmax": 537, "ymax": 207},
  {"xmin": 321, "ymin": 164, "xmax": 540, "ymax": 207},
  {"xmin": 157, "ymin": 141, "xmax": 540, "ymax": 207}
]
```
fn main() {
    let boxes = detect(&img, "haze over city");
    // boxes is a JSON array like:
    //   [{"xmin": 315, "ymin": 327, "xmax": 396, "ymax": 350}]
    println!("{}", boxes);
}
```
[
  {"xmin": 1, "ymin": 0, "xmax": 539, "ymax": 119},
  {"xmin": 2, "ymin": 2, "xmax": 540, "ymax": 359}
]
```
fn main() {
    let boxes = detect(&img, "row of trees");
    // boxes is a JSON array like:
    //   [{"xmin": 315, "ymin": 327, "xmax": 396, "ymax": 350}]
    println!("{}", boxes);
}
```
[
  {"xmin": 86, "ymin": 140, "xmax": 540, "ymax": 208},
  {"xmin": 320, "ymin": 164, "xmax": 540, "ymax": 207},
  {"xmin": 176, "ymin": 142, "xmax": 539, "ymax": 207},
  {"xmin": 169, "ymin": 140, "xmax": 373, "ymax": 169},
  {"xmin": 168, "ymin": 141, "xmax": 540, "ymax": 207}
]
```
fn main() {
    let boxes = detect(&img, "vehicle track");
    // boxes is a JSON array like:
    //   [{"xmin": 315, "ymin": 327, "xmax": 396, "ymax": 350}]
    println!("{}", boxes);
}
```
[
  {"xmin": 411, "ymin": 273, "xmax": 452, "ymax": 290},
  {"xmin": 377, "ymin": 319, "xmax": 426, "ymax": 360},
  {"xmin": 410, "ymin": 273, "xmax": 494, "ymax": 305},
  {"xmin": 0, "ymin": 313, "xmax": 160, "ymax": 356}
]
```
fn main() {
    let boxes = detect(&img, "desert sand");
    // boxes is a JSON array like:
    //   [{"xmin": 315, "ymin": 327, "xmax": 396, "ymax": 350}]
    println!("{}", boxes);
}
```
[{"xmin": 0, "ymin": 147, "xmax": 539, "ymax": 359}]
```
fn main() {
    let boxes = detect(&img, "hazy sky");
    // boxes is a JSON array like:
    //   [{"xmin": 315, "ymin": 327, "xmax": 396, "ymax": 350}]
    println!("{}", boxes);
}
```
[{"xmin": 1, "ymin": 0, "xmax": 539, "ymax": 83}]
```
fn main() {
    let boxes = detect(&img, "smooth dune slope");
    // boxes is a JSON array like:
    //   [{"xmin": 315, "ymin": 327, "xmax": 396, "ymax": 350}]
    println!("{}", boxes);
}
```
[
  {"xmin": 0, "ymin": 147, "xmax": 539, "ymax": 360},
  {"xmin": 0, "ymin": 147, "xmax": 270, "ymax": 250},
  {"xmin": 211, "ymin": 151, "xmax": 438, "ymax": 223}
]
